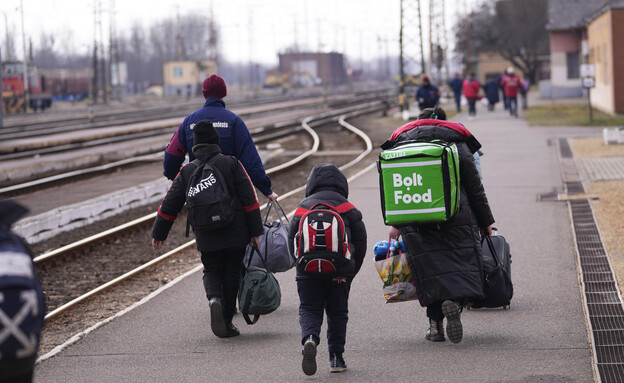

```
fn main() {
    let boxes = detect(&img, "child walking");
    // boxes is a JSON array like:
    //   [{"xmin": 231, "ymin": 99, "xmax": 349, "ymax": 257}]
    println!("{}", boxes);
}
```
[
  {"xmin": 151, "ymin": 120, "xmax": 263, "ymax": 338},
  {"xmin": 288, "ymin": 163, "xmax": 367, "ymax": 375}
]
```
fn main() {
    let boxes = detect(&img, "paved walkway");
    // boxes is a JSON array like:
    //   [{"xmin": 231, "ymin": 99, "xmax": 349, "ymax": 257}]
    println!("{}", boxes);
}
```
[{"xmin": 34, "ymin": 104, "xmax": 598, "ymax": 382}]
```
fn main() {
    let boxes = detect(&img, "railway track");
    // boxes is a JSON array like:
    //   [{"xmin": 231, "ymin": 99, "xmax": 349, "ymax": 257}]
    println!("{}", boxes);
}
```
[
  {"xmin": 0, "ymin": 96, "xmax": 389, "ymax": 196},
  {"xmin": 34, "ymin": 104, "xmax": 385, "ymax": 359}
]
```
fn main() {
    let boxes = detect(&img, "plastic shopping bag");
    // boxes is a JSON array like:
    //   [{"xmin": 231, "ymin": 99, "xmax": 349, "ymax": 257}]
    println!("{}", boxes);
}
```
[{"xmin": 373, "ymin": 240, "xmax": 418, "ymax": 303}]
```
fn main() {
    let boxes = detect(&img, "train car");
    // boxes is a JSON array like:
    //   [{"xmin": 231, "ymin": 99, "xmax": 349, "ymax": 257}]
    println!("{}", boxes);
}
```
[
  {"xmin": 41, "ymin": 68, "xmax": 91, "ymax": 102},
  {"xmin": 1, "ymin": 60, "xmax": 53, "ymax": 113}
]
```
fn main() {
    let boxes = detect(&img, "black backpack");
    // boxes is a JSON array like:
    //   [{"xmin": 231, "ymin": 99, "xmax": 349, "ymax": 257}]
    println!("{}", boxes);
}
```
[
  {"xmin": 185, "ymin": 156, "xmax": 235, "ymax": 236},
  {"xmin": 294, "ymin": 203, "xmax": 354, "ymax": 278}
]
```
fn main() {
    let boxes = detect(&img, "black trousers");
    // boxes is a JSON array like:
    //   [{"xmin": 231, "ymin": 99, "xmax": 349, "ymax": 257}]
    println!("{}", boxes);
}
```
[
  {"xmin": 297, "ymin": 278, "xmax": 351, "ymax": 355},
  {"xmin": 200, "ymin": 246, "xmax": 246, "ymax": 323},
  {"xmin": 467, "ymin": 98, "xmax": 477, "ymax": 115}
]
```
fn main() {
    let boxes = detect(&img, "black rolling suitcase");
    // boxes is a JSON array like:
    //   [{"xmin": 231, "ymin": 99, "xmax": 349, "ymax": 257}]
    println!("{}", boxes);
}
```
[{"xmin": 471, "ymin": 230, "xmax": 513, "ymax": 309}]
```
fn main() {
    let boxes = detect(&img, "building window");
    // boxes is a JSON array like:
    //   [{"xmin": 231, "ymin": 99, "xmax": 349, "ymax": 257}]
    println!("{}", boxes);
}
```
[
  {"xmin": 566, "ymin": 51, "xmax": 580, "ymax": 79},
  {"xmin": 173, "ymin": 67, "xmax": 183, "ymax": 78}
]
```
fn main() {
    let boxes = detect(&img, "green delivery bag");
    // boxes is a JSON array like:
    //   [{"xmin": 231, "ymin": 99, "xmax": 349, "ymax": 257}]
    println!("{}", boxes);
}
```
[{"xmin": 378, "ymin": 140, "xmax": 460, "ymax": 225}]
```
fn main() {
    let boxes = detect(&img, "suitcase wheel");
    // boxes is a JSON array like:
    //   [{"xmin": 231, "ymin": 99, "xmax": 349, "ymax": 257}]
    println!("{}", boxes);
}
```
[{"xmin": 502, "ymin": 304, "xmax": 510, "ymax": 310}]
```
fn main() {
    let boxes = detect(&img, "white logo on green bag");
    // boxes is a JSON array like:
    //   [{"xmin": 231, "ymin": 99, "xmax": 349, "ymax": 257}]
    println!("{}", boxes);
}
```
[{"xmin": 392, "ymin": 173, "xmax": 432, "ymax": 204}]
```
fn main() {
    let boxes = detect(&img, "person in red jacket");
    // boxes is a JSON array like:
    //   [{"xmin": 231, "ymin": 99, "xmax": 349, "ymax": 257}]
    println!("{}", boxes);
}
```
[
  {"xmin": 462, "ymin": 73, "xmax": 480, "ymax": 118},
  {"xmin": 500, "ymin": 67, "xmax": 522, "ymax": 117}
]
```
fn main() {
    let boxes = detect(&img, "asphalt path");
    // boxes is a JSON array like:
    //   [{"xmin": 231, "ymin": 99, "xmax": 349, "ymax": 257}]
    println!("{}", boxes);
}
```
[{"xmin": 34, "ymin": 105, "xmax": 598, "ymax": 382}]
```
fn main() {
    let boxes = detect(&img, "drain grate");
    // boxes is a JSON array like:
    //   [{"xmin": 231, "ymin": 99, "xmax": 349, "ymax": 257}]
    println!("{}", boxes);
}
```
[
  {"xmin": 566, "ymin": 181, "xmax": 586, "ymax": 194},
  {"xmin": 570, "ymin": 198, "xmax": 624, "ymax": 382},
  {"xmin": 559, "ymin": 138, "xmax": 574, "ymax": 158},
  {"xmin": 599, "ymin": 364, "xmax": 624, "ymax": 382}
]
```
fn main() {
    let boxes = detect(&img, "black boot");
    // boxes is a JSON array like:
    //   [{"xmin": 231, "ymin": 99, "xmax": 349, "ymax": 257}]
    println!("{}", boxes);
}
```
[
  {"xmin": 425, "ymin": 318, "xmax": 445, "ymax": 342},
  {"xmin": 209, "ymin": 297, "xmax": 227, "ymax": 338},
  {"xmin": 224, "ymin": 321, "xmax": 240, "ymax": 338}
]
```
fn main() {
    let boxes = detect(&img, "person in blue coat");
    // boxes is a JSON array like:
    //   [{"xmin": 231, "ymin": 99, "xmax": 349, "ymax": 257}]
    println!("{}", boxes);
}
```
[
  {"xmin": 163, "ymin": 74, "xmax": 278, "ymax": 201},
  {"xmin": 482, "ymin": 76, "xmax": 500, "ymax": 111},
  {"xmin": 0, "ymin": 199, "xmax": 45, "ymax": 383},
  {"xmin": 448, "ymin": 73, "xmax": 463, "ymax": 112},
  {"xmin": 415, "ymin": 76, "xmax": 440, "ymax": 111}
]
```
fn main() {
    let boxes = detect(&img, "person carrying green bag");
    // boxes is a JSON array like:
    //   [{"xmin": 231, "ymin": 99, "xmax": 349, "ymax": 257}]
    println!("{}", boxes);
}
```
[{"xmin": 386, "ymin": 106, "xmax": 495, "ymax": 344}]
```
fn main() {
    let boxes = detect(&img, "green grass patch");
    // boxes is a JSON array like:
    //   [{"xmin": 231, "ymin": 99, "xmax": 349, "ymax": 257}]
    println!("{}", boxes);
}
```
[{"xmin": 525, "ymin": 105, "xmax": 624, "ymax": 126}]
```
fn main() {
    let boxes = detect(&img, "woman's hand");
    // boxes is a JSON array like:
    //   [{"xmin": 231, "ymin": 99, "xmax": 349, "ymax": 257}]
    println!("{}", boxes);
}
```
[
  {"xmin": 250, "ymin": 236, "xmax": 261, "ymax": 248},
  {"xmin": 389, "ymin": 226, "xmax": 401, "ymax": 240},
  {"xmin": 152, "ymin": 238, "xmax": 165, "ymax": 250},
  {"xmin": 480, "ymin": 225, "xmax": 493, "ymax": 238}
]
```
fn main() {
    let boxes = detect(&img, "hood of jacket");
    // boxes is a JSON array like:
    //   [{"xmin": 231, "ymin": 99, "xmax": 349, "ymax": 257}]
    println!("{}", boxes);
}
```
[
  {"xmin": 192, "ymin": 143, "xmax": 222, "ymax": 162},
  {"xmin": 305, "ymin": 163, "xmax": 348, "ymax": 198},
  {"xmin": 389, "ymin": 119, "xmax": 482, "ymax": 154}
]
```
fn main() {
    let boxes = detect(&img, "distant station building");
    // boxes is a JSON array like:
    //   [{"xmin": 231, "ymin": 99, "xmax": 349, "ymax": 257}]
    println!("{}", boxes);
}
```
[
  {"xmin": 163, "ymin": 60, "xmax": 217, "ymax": 97},
  {"xmin": 273, "ymin": 52, "xmax": 348, "ymax": 87},
  {"xmin": 545, "ymin": 0, "xmax": 624, "ymax": 102},
  {"xmin": 587, "ymin": 4, "xmax": 624, "ymax": 114},
  {"xmin": 476, "ymin": 51, "xmax": 549, "ymax": 84}
]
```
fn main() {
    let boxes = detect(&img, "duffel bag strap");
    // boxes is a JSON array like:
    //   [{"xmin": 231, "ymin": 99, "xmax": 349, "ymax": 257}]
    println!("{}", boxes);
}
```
[{"xmin": 242, "ymin": 279, "xmax": 260, "ymax": 325}]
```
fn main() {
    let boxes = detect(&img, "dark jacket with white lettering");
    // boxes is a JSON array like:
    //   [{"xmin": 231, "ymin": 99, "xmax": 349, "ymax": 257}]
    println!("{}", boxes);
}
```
[
  {"xmin": 153, "ymin": 144, "xmax": 263, "ymax": 252},
  {"xmin": 287, "ymin": 164, "xmax": 367, "ymax": 280},
  {"xmin": 388, "ymin": 119, "xmax": 495, "ymax": 307},
  {"xmin": 0, "ymin": 200, "xmax": 45, "ymax": 375},
  {"xmin": 163, "ymin": 98, "xmax": 273, "ymax": 197}
]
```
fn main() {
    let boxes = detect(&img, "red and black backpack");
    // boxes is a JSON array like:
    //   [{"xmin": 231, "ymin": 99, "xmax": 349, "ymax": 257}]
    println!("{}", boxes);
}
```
[{"xmin": 294, "ymin": 202, "xmax": 355, "ymax": 278}]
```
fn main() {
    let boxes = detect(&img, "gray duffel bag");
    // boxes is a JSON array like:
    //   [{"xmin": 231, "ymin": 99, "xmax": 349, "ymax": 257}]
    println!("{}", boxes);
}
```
[{"xmin": 243, "ymin": 200, "xmax": 295, "ymax": 273}]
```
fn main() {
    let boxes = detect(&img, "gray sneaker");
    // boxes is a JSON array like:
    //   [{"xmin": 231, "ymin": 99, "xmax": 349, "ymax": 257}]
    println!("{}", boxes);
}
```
[
  {"xmin": 302, "ymin": 336, "xmax": 317, "ymax": 376},
  {"xmin": 442, "ymin": 300, "xmax": 463, "ymax": 343}
]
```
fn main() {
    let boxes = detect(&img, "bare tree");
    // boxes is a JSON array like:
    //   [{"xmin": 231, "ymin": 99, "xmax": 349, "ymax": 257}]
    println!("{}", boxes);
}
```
[
  {"xmin": 454, "ymin": 0, "xmax": 549, "ymax": 83},
  {"xmin": 33, "ymin": 33, "xmax": 60, "ymax": 68}
]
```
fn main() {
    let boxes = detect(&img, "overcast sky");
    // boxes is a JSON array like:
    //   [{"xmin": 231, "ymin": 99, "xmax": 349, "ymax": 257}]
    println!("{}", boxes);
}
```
[{"xmin": 1, "ymin": 0, "xmax": 479, "ymax": 66}]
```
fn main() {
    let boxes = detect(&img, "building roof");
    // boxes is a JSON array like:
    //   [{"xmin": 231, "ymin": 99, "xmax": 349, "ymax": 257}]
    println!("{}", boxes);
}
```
[{"xmin": 546, "ymin": 0, "xmax": 624, "ymax": 30}]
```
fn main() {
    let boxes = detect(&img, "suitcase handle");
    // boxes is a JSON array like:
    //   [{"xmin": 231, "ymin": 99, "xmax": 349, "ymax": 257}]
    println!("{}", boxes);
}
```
[{"xmin": 483, "ymin": 235, "xmax": 501, "ymax": 267}]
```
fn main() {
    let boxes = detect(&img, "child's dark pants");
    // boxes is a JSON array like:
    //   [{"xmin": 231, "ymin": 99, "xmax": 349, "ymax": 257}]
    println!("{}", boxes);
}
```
[{"xmin": 297, "ymin": 278, "xmax": 351, "ymax": 354}]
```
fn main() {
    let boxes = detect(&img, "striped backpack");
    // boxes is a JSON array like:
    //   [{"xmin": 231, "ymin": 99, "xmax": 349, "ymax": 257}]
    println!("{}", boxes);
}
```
[{"xmin": 294, "ymin": 203, "xmax": 353, "ymax": 278}]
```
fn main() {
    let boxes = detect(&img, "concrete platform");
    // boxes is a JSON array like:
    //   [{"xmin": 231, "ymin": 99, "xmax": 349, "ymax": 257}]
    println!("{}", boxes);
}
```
[{"xmin": 33, "ymin": 106, "xmax": 599, "ymax": 382}]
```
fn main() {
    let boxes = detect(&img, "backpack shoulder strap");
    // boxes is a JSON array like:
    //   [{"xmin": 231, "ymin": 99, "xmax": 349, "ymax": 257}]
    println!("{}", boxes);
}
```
[{"xmin": 185, "ymin": 158, "xmax": 205, "ymax": 237}]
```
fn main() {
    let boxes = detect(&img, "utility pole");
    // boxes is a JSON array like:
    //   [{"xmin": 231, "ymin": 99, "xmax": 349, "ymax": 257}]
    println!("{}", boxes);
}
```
[
  {"xmin": 92, "ymin": 0, "xmax": 99, "ymax": 104},
  {"xmin": 399, "ymin": 0, "xmax": 426, "ymax": 116},
  {"xmin": 110, "ymin": 0, "xmax": 121, "ymax": 101},
  {"xmin": 399, "ymin": 0, "xmax": 406, "ymax": 112},
  {"xmin": 98, "ymin": 0, "xmax": 107, "ymax": 104},
  {"xmin": 20, "ymin": 0, "xmax": 29, "ymax": 113},
  {"xmin": 429, "ymin": 0, "xmax": 433, "ymax": 78}
]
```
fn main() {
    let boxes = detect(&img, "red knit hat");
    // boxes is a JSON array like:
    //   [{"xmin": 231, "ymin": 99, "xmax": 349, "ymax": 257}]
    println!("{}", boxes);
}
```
[{"xmin": 202, "ymin": 74, "xmax": 227, "ymax": 99}]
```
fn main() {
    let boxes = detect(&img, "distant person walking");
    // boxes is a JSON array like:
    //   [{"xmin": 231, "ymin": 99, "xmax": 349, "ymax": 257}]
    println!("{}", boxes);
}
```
[
  {"xmin": 163, "ymin": 74, "xmax": 278, "ymax": 201},
  {"xmin": 482, "ymin": 76, "xmax": 500, "ymax": 111},
  {"xmin": 448, "ymin": 73, "xmax": 463, "ymax": 112},
  {"xmin": 500, "ymin": 67, "xmax": 522, "ymax": 117},
  {"xmin": 498, "ymin": 74, "xmax": 507, "ymax": 110},
  {"xmin": 520, "ymin": 78, "xmax": 530, "ymax": 110},
  {"xmin": 152, "ymin": 121, "xmax": 264, "ymax": 339},
  {"xmin": 415, "ymin": 75, "xmax": 440, "ymax": 111},
  {"xmin": 462, "ymin": 73, "xmax": 480, "ymax": 118}
]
